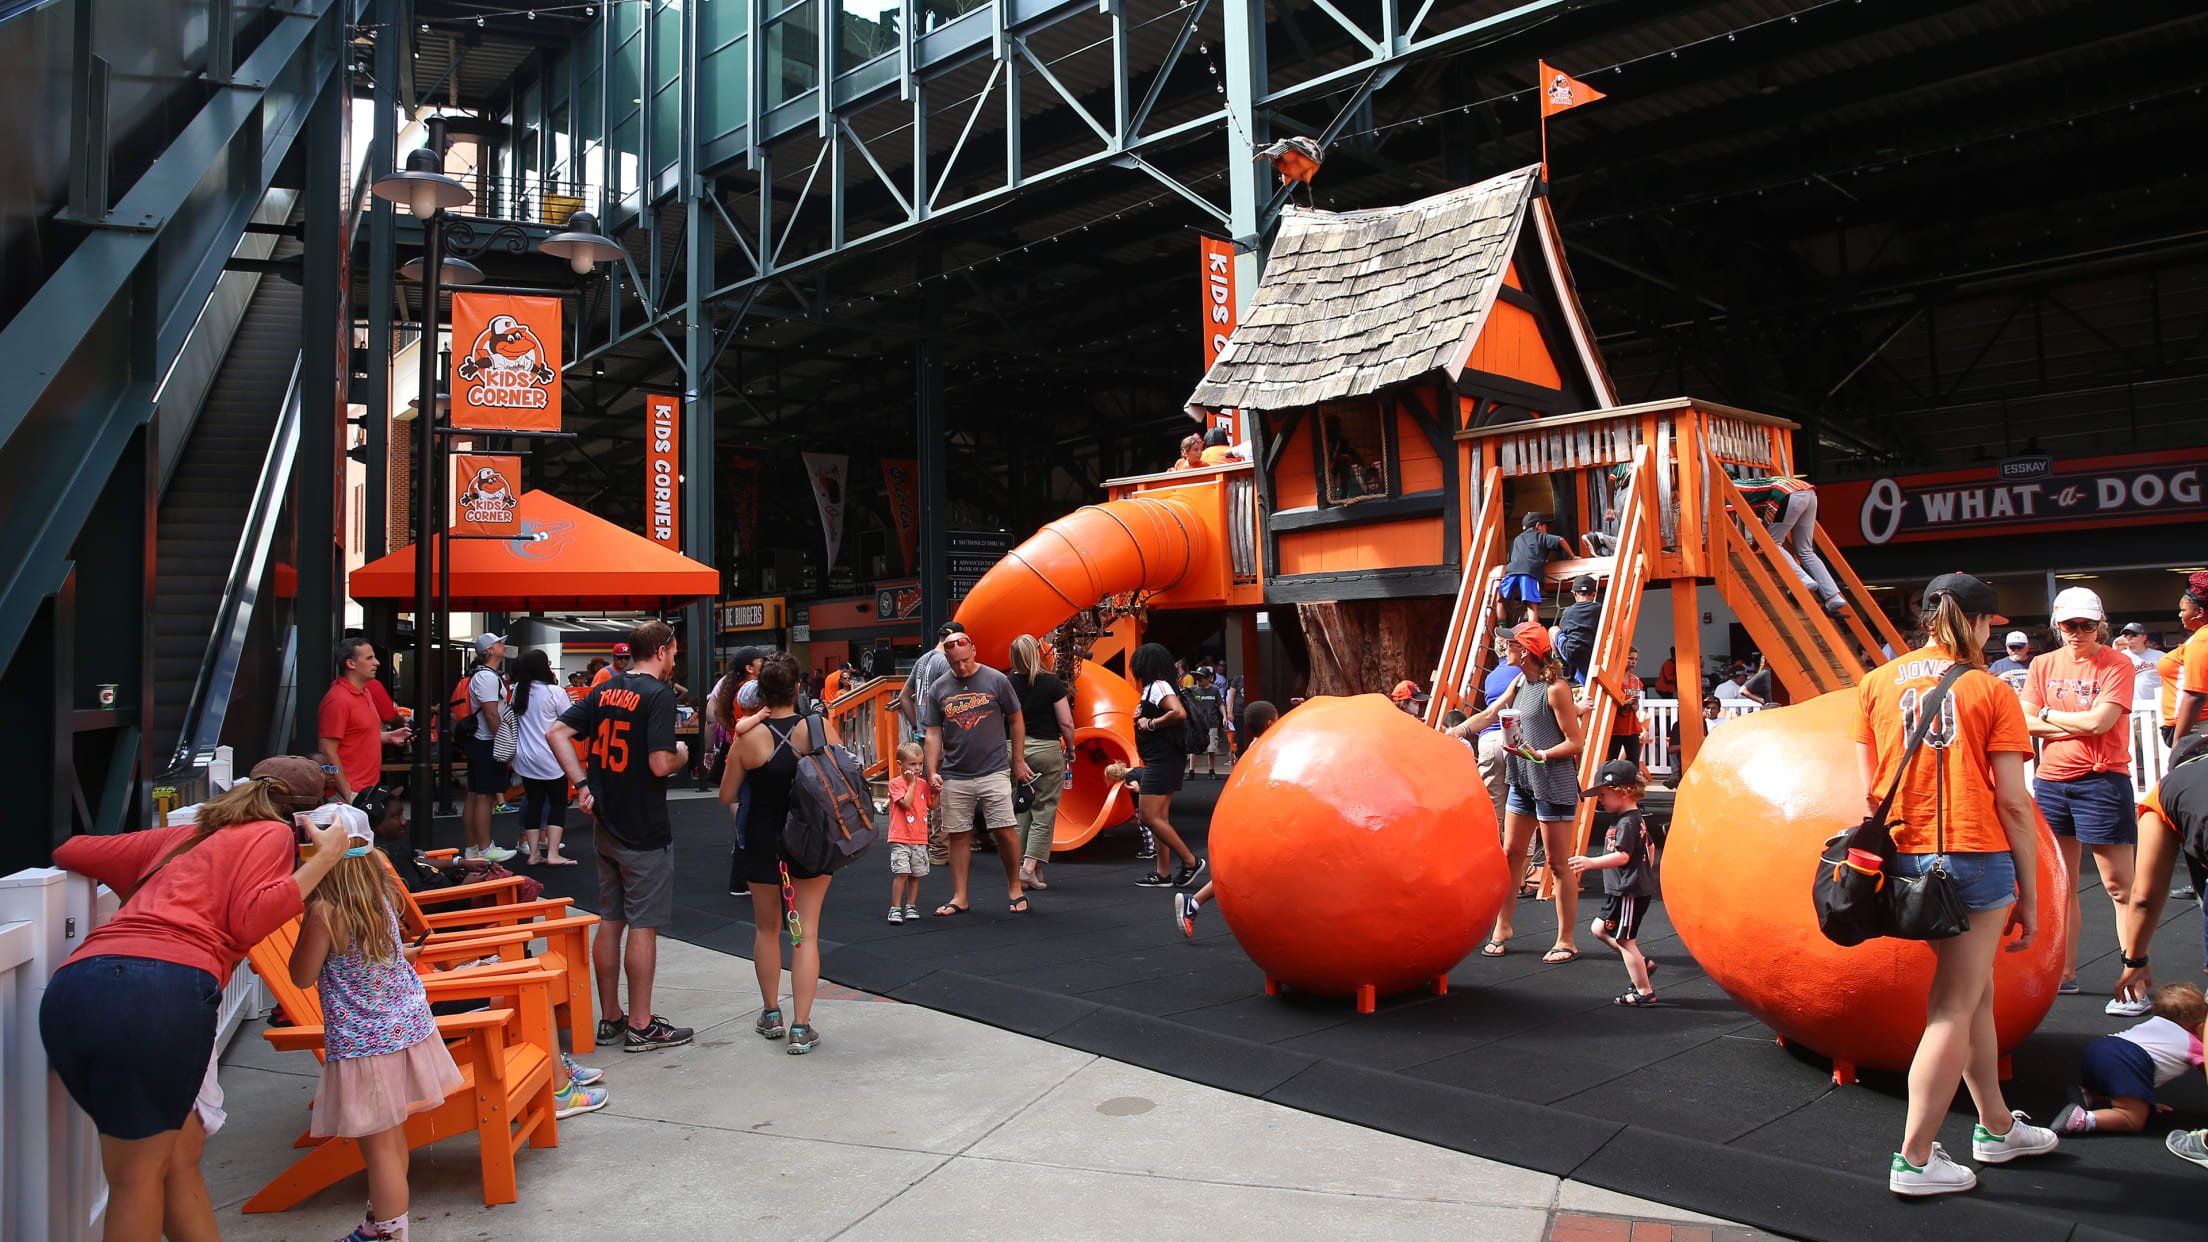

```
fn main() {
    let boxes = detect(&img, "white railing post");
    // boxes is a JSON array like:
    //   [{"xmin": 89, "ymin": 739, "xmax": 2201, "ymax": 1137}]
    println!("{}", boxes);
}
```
[{"xmin": 0, "ymin": 868, "xmax": 116, "ymax": 1242}]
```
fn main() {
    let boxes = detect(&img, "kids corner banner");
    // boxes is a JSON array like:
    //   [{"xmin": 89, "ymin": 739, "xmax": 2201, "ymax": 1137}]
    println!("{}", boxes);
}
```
[
  {"xmin": 1199, "ymin": 236, "xmax": 1237, "ymax": 372},
  {"xmin": 452, "ymin": 292, "xmax": 562, "ymax": 432},
  {"xmin": 880, "ymin": 457, "xmax": 920, "ymax": 573},
  {"xmin": 801, "ymin": 452, "xmax": 848, "ymax": 570},
  {"xmin": 452, "ymin": 453, "xmax": 522, "ymax": 533},
  {"xmin": 644, "ymin": 394, "xmax": 680, "ymax": 551}
]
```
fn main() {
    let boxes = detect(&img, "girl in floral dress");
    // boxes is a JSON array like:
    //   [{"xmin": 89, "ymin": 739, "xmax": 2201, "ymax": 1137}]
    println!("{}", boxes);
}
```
[{"xmin": 288, "ymin": 808, "xmax": 466, "ymax": 1242}]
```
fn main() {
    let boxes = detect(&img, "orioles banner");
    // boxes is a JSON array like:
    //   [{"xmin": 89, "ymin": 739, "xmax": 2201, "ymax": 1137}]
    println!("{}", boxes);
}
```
[
  {"xmin": 452, "ymin": 292, "xmax": 562, "ymax": 432},
  {"xmin": 452, "ymin": 453, "xmax": 522, "ymax": 533},
  {"xmin": 645, "ymin": 393, "xmax": 680, "ymax": 551},
  {"xmin": 880, "ymin": 457, "xmax": 919, "ymax": 573},
  {"xmin": 1200, "ymin": 235, "xmax": 1237, "ymax": 372}
]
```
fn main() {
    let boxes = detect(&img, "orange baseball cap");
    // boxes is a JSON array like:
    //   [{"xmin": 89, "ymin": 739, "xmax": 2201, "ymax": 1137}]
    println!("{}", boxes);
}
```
[
  {"xmin": 1389, "ymin": 679, "xmax": 1421, "ymax": 702},
  {"xmin": 1509, "ymin": 621, "xmax": 1554, "ymax": 657}
]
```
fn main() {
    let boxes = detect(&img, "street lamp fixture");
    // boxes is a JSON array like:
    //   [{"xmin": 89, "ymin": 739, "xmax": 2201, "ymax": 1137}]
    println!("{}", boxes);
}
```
[
  {"xmin": 539, "ymin": 210, "xmax": 624, "ymax": 275},
  {"xmin": 397, "ymin": 391, "xmax": 450, "ymax": 422},
  {"xmin": 372, "ymin": 145, "xmax": 473, "ymax": 217},
  {"xmin": 398, "ymin": 252, "xmax": 485, "ymax": 284}
]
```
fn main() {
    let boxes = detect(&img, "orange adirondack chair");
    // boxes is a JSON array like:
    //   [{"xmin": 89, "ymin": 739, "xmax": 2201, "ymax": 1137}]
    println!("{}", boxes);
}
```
[
  {"xmin": 242, "ymin": 924, "xmax": 563, "ymax": 1211},
  {"xmin": 377, "ymin": 852, "xmax": 602, "ymax": 1051}
]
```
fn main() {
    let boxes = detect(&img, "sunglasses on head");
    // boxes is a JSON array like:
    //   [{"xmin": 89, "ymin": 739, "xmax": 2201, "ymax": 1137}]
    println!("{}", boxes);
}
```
[{"xmin": 944, "ymin": 636, "xmax": 973, "ymax": 648}]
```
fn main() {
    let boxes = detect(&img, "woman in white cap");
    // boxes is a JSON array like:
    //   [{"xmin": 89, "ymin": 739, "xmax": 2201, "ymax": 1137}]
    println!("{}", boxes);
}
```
[{"xmin": 2020, "ymin": 586, "xmax": 2139, "ymax": 1004}]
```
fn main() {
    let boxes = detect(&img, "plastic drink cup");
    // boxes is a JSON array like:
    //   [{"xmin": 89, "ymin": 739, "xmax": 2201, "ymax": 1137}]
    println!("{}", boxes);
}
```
[{"xmin": 1499, "ymin": 708, "xmax": 1522, "ymax": 750}]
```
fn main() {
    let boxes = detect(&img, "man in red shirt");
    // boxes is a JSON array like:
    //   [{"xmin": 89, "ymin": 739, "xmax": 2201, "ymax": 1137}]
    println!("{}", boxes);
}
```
[
  {"xmin": 317, "ymin": 637, "xmax": 412, "ymax": 801},
  {"xmin": 590, "ymin": 642, "xmax": 632, "ymax": 687}
]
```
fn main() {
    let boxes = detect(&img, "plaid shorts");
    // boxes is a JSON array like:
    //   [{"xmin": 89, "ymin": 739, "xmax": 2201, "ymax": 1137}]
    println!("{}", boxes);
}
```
[{"xmin": 890, "ymin": 842, "xmax": 932, "ymax": 876}]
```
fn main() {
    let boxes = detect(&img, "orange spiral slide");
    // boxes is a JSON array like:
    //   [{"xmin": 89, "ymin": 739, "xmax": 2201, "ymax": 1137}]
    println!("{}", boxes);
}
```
[{"xmin": 953, "ymin": 494, "xmax": 1216, "ymax": 849}]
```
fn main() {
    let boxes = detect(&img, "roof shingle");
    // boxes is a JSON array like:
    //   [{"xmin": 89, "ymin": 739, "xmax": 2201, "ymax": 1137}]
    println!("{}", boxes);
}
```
[{"xmin": 1190, "ymin": 166, "xmax": 1540, "ymax": 412}]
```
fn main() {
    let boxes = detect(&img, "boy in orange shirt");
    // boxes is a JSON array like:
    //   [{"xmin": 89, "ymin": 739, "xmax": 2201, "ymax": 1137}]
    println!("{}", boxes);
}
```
[
  {"xmin": 2022, "ymin": 587, "xmax": 2139, "ymax": 1004},
  {"xmin": 886, "ymin": 741, "xmax": 931, "ymax": 924}
]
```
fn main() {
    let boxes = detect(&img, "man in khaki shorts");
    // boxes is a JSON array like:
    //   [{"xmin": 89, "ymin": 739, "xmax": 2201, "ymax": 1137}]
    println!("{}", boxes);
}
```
[{"xmin": 922, "ymin": 631, "xmax": 1033, "ymax": 916}]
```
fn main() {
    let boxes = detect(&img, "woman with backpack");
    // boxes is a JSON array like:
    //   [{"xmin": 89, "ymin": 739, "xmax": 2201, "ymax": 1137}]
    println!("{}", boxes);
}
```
[
  {"xmin": 720, "ymin": 651, "xmax": 844, "ymax": 1055},
  {"xmin": 1855, "ymin": 574, "xmax": 2058, "ymax": 1195},
  {"xmin": 41, "ymin": 775, "xmax": 349, "ymax": 1242},
  {"xmin": 1130, "ymin": 642, "xmax": 1206, "ymax": 891}
]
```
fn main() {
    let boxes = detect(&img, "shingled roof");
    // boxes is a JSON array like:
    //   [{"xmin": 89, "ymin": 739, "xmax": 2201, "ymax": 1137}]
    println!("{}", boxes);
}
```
[{"xmin": 1188, "ymin": 165, "xmax": 1541, "ymax": 412}]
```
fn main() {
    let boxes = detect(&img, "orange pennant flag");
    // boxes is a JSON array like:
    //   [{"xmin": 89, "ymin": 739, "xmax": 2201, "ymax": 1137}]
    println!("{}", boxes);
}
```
[{"xmin": 1537, "ymin": 61, "xmax": 1607, "ymax": 118}]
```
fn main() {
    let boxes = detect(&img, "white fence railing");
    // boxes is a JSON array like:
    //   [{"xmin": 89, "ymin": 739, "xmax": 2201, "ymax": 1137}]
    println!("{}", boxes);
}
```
[
  {"xmin": 0, "ymin": 866, "xmax": 266, "ymax": 1242},
  {"xmin": 1636, "ymin": 697, "xmax": 2175, "ymax": 793}
]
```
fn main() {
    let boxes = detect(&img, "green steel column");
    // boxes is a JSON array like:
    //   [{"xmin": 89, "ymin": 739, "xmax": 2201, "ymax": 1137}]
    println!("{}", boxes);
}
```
[
  {"xmin": 1222, "ymin": 0, "xmax": 1267, "ymax": 290},
  {"xmin": 681, "ymin": 0, "xmax": 717, "ymax": 701},
  {"xmin": 363, "ymin": 0, "xmax": 401, "ymax": 560},
  {"xmin": 916, "ymin": 337, "xmax": 947, "ymax": 641},
  {"xmin": 293, "ymin": 67, "xmax": 350, "ymax": 753}
]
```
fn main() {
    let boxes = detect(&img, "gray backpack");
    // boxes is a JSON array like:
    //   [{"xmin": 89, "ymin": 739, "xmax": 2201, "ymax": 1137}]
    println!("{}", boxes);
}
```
[{"xmin": 777, "ymin": 707, "xmax": 877, "ymax": 875}]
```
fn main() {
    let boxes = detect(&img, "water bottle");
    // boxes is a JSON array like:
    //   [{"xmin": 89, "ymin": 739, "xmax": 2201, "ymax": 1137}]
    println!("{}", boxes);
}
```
[{"xmin": 1062, "ymin": 764, "xmax": 1073, "ymax": 793}]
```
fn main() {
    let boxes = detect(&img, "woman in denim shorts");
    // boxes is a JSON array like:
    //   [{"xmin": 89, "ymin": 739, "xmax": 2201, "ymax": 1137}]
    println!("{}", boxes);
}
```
[{"xmin": 1854, "ymin": 573, "xmax": 2060, "ymax": 1197}]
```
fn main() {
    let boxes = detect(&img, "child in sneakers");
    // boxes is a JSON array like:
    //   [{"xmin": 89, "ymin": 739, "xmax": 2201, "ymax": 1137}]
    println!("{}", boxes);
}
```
[
  {"xmin": 1172, "ymin": 701, "xmax": 1277, "ymax": 938},
  {"xmin": 288, "ymin": 806, "xmax": 469, "ymax": 1242},
  {"xmin": 887, "ymin": 741, "xmax": 930, "ymax": 924},
  {"xmin": 2053, "ymin": 983, "xmax": 2206, "ymax": 1136},
  {"xmin": 1104, "ymin": 762, "xmax": 1157, "ymax": 860},
  {"xmin": 1568, "ymin": 760, "xmax": 1660, "ymax": 1006}
]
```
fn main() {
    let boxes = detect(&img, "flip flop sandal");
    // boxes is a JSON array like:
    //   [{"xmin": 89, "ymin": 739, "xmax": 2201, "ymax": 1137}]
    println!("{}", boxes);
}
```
[
  {"xmin": 1008, "ymin": 897, "xmax": 1031, "ymax": 914},
  {"xmin": 933, "ymin": 903, "xmax": 969, "ymax": 918},
  {"xmin": 1540, "ymin": 948, "xmax": 1580, "ymax": 965},
  {"xmin": 1480, "ymin": 940, "xmax": 1509, "ymax": 957},
  {"xmin": 1614, "ymin": 990, "xmax": 1658, "ymax": 1007}
]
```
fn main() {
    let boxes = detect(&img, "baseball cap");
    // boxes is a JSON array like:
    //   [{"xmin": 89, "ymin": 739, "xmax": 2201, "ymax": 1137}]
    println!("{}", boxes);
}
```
[
  {"xmin": 333, "ymin": 804, "xmax": 376, "ymax": 856},
  {"xmin": 1521, "ymin": 511, "xmax": 1549, "ymax": 529},
  {"xmin": 1508, "ymin": 620, "xmax": 1553, "ymax": 657},
  {"xmin": 1580, "ymin": 758, "xmax": 1643, "ymax": 799},
  {"xmin": 1922, "ymin": 573, "xmax": 2008, "ymax": 625},
  {"xmin": 2049, "ymin": 587, "xmax": 2106, "ymax": 625},
  {"xmin": 2120, "ymin": 622, "xmax": 2148, "ymax": 636},
  {"xmin": 611, "ymin": 641, "xmax": 632, "ymax": 657},
  {"xmin": 1389, "ymin": 679, "xmax": 1421, "ymax": 702},
  {"xmin": 2004, "ymin": 631, "xmax": 2029, "ymax": 649},
  {"xmin": 730, "ymin": 645, "xmax": 764, "ymax": 670},
  {"xmin": 249, "ymin": 755, "xmax": 328, "ymax": 812},
  {"xmin": 1572, "ymin": 574, "xmax": 1599, "ymax": 594},
  {"xmin": 939, "ymin": 620, "xmax": 967, "ymax": 637},
  {"xmin": 473, "ymin": 632, "xmax": 507, "ymax": 655}
]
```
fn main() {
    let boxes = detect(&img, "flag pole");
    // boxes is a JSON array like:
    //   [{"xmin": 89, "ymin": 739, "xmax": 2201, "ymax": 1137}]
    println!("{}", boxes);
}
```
[{"xmin": 1540, "ymin": 110, "xmax": 1549, "ymax": 183}]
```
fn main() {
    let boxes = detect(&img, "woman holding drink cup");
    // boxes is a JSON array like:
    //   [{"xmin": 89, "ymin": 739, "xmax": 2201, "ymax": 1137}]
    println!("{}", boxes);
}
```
[{"xmin": 1447, "ymin": 621, "xmax": 1589, "ymax": 963}]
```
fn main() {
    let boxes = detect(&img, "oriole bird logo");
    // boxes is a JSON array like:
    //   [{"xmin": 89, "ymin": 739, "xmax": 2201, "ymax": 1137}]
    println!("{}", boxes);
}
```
[
  {"xmin": 459, "ymin": 466, "xmax": 512, "ymax": 508},
  {"xmin": 457, "ymin": 314, "xmax": 557, "ymax": 385}
]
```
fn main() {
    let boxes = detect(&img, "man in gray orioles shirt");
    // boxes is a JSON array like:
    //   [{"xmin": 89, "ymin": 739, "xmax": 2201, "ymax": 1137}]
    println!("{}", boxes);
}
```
[{"xmin": 923, "ymin": 629, "xmax": 1033, "ymax": 916}]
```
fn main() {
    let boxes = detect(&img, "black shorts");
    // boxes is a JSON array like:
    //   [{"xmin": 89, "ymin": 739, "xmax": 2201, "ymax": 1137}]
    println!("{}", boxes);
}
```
[
  {"xmin": 462, "ymin": 731, "xmax": 509, "ymax": 795},
  {"xmin": 1599, "ymin": 892, "xmax": 1648, "ymax": 942},
  {"xmin": 1138, "ymin": 760, "xmax": 1184, "ymax": 796},
  {"xmin": 41, "ymin": 956, "xmax": 221, "ymax": 1139}
]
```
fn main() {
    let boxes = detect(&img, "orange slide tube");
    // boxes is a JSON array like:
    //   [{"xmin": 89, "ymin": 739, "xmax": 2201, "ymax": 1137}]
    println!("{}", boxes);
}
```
[{"xmin": 954, "ymin": 496, "xmax": 1208, "ymax": 849}]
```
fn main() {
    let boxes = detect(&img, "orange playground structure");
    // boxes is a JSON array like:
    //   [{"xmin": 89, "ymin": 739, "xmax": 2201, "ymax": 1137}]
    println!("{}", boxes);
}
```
[{"xmin": 957, "ymin": 163, "xmax": 1904, "ymax": 874}]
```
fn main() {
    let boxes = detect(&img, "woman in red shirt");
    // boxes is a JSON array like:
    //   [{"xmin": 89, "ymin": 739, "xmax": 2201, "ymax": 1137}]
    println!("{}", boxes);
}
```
[
  {"xmin": 1852, "ymin": 574, "xmax": 2058, "ymax": 1197},
  {"xmin": 41, "ymin": 775, "xmax": 346, "ymax": 1242}
]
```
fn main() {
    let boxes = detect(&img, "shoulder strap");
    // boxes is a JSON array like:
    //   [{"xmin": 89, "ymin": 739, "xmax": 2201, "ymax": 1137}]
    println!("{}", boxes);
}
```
[{"xmin": 1871, "ymin": 662, "xmax": 1971, "ymax": 826}]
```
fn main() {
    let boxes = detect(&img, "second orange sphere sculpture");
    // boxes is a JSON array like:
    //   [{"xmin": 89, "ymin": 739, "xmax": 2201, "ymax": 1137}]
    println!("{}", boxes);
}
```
[
  {"xmin": 1664, "ymin": 690, "xmax": 2069, "ymax": 1081},
  {"xmin": 1210, "ymin": 695, "xmax": 1512, "ymax": 1013}
]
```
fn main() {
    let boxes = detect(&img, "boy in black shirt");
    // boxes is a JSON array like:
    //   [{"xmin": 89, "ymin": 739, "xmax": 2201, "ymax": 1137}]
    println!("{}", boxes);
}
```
[
  {"xmin": 550, "ymin": 619, "xmax": 693, "ymax": 1053},
  {"xmin": 1496, "ymin": 511, "xmax": 1571, "ymax": 626},
  {"xmin": 1569, "ymin": 759, "xmax": 1661, "ymax": 1007},
  {"xmin": 1556, "ymin": 575, "xmax": 1602, "ymax": 683}
]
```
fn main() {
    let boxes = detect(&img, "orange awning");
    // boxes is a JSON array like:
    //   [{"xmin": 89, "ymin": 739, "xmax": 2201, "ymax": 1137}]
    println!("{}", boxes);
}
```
[{"xmin": 350, "ymin": 490, "xmax": 719, "ymax": 612}]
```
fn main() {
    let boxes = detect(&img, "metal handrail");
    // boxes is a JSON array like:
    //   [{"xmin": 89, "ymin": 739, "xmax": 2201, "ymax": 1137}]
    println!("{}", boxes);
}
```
[{"xmin": 165, "ymin": 354, "xmax": 303, "ymax": 775}]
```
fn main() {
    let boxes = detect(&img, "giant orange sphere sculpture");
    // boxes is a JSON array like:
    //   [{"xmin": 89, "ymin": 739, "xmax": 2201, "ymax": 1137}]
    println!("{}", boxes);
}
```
[
  {"xmin": 1211, "ymin": 695, "xmax": 1510, "ymax": 1013},
  {"xmin": 1665, "ymin": 689, "xmax": 2068, "ymax": 1080}
]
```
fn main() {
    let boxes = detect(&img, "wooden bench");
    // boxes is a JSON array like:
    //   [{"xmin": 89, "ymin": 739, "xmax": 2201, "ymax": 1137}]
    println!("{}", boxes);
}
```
[{"xmin": 243, "ymin": 926, "xmax": 563, "ymax": 1211}]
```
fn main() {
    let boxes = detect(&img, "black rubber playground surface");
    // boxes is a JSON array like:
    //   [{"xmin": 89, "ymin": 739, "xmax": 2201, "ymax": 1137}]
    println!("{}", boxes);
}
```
[{"xmin": 463, "ymin": 783, "xmax": 2203, "ymax": 1242}]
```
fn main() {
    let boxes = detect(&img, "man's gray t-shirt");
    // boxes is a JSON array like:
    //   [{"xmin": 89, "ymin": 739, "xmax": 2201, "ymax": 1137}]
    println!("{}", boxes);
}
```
[{"xmin": 922, "ymin": 664, "xmax": 1020, "ymax": 779}]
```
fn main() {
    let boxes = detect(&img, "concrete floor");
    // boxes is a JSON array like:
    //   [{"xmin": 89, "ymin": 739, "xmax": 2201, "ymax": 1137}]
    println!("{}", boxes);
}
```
[{"xmin": 205, "ymin": 939, "xmax": 1772, "ymax": 1241}]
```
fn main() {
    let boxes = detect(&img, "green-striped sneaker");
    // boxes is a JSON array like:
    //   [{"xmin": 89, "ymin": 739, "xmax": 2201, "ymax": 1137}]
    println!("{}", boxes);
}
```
[
  {"xmin": 1972, "ymin": 1111, "xmax": 2059, "ymax": 1164},
  {"xmin": 1889, "ymin": 1143, "xmax": 1975, "ymax": 1196}
]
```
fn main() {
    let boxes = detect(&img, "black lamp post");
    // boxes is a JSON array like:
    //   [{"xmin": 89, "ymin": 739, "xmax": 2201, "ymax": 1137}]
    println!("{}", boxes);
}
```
[{"xmin": 373, "ymin": 118, "xmax": 471, "ymax": 848}]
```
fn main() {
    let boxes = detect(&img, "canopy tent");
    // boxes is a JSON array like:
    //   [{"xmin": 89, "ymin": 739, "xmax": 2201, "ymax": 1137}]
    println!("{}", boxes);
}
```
[{"xmin": 350, "ymin": 489, "xmax": 718, "ymax": 611}]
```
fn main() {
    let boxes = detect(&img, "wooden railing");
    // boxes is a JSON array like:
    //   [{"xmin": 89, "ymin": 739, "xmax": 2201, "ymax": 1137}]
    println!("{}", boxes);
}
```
[
  {"xmin": 1425, "ymin": 465, "xmax": 1508, "ymax": 723},
  {"xmin": 1565, "ymin": 446, "xmax": 1658, "ymax": 858},
  {"xmin": 826, "ymin": 676, "xmax": 904, "ymax": 780}
]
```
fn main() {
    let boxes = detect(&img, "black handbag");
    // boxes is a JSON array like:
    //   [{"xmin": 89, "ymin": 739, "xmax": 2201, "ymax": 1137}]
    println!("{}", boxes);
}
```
[{"xmin": 1813, "ymin": 664, "xmax": 1968, "ymax": 946}]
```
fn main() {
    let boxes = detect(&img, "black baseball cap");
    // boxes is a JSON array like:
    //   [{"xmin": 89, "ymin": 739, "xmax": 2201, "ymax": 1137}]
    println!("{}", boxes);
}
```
[
  {"xmin": 1572, "ymin": 574, "xmax": 1599, "ymax": 594},
  {"xmin": 730, "ymin": 645, "xmax": 764, "ymax": 670},
  {"xmin": 2120, "ymin": 621, "xmax": 2148, "ymax": 636},
  {"xmin": 1921, "ymin": 573, "xmax": 2007, "ymax": 625},
  {"xmin": 939, "ymin": 620, "xmax": 966, "ymax": 638},
  {"xmin": 1522, "ymin": 511, "xmax": 1549, "ymax": 529},
  {"xmin": 1580, "ymin": 759, "xmax": 1643, "ymax": 798}
]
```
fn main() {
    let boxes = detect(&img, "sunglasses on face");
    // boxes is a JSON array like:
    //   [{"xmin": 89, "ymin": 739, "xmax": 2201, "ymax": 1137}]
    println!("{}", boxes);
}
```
[{"xmin": 2058, "ymin": 620, "xmax": 2098, "ymax": 634}]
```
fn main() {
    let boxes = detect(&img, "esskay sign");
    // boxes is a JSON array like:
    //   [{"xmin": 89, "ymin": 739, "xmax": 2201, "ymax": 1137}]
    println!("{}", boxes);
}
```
[{"xmin": 1820, "ymin": 449, "xmax": 2208, "ymax": 547}]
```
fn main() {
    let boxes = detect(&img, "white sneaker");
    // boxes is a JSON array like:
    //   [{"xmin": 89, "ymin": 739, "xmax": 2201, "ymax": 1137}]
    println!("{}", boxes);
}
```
[
  {"xmin": 1890, "ymin": 1143, "xmax": 1977, "ymax": 1196},
  {"xmin": 478, "ymin": 844, "xmax": 517, "ymax": 863},
  {"xmin": 2105, "ymin": 995, "xmax": 2155, "ymax": 1017},
  {"xmin": 1973, "ymin": 1111, "xmax": 2060, "ymax": 1164}
]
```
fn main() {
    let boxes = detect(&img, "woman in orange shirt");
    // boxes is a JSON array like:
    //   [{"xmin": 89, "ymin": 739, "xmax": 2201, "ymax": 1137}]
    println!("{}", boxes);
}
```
[{"xmin": 1852, "ymin": 573, "xmax": 2058, "ymax": 1197}]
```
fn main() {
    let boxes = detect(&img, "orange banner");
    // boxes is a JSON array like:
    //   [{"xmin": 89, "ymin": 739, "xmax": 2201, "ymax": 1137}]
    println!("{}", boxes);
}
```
[
  {"xmin": 452, "ymin": 292, "xmax": 562, "ymax": 432},
  {"xmin": 881, "ymin": 457, "xmax": 920, "ymax": 573},
  {"xmin": 452, "ymin": 453, "xmax": 522, "ymax": 533},
  {"xmin": 1200, "ymin": 235, "xmax": 1237, "ymax": 372},
  {"xmin": 645, "ymin": 393, "xmax": 680, "ymax": 551}
]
